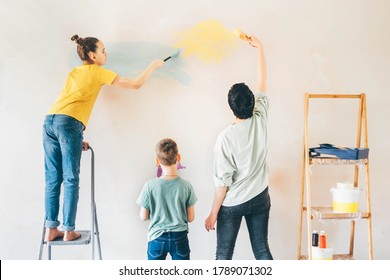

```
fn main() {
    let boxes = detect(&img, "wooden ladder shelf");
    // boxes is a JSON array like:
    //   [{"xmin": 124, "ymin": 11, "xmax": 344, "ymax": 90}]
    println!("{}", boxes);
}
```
[{"xmin": 297, "ymin": 93, "xmax": 373, "ymax": 260}]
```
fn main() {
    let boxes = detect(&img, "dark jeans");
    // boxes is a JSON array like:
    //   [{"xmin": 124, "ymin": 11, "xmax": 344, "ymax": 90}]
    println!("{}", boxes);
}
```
[
  {"xmin": 147, "ymin": 231, "xmax": 190, "ymax": 260},
  {"xmin": 216, "ymin": 187, "xmax": 273, "ymax": 260}
]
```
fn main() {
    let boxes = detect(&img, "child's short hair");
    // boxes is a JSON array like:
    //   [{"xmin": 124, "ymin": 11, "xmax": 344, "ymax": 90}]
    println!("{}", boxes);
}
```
[
  {"xmin": 155, "ymin": 138, "xmax": 178, "ymax": 166},
  {"xmin": 228, "ymin": 83, "xmax": 255, "ymax": 119}
]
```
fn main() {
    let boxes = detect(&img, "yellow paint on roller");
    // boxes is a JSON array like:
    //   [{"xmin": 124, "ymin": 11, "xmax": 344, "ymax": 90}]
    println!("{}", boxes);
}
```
[
  {"xmin": 232, "ymin": 28, "xmax": 249, "ymax": 41},
  {"xmin": 173, "ymin": 20, "xmax": 238, "ymax": 63}
]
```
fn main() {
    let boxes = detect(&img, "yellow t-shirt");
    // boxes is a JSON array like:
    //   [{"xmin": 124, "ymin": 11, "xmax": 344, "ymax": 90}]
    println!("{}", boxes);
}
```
[{"xmin": 48, "ymin": 64, "xmax": 117, "ymax": 127}]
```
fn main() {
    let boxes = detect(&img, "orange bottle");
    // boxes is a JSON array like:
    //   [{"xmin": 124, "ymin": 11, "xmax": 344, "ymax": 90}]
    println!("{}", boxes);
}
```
[{"xmin": 319, "ymin": 230, "xmax": 327, "ymax": 248}]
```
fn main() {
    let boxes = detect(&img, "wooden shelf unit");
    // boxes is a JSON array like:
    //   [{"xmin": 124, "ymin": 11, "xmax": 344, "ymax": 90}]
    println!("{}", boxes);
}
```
[{"xmin": 297, "ymin": 93, "xmax": 373, "ymax": 260}]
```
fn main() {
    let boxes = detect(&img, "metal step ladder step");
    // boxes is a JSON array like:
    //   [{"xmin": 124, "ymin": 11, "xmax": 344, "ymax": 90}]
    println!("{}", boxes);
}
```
[{"xmin": 46, "ymin": 230, "xmax": 92, "ymax": 246}]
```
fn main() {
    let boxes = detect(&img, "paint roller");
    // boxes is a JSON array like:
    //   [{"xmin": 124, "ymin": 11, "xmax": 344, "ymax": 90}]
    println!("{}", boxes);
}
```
[
  {"xmin": 163, "ymin": 49, "xmax": 180, "ymax": 62},
  {"xmin": 232, "ymin": 28, "xmax": 250, "ymax": 41}
]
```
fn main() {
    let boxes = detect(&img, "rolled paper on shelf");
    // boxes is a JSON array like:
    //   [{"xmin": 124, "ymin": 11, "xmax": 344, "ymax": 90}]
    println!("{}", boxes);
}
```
[{"xmin": 337, "ymin": 182, "xmax": 354, "ymax": 190}]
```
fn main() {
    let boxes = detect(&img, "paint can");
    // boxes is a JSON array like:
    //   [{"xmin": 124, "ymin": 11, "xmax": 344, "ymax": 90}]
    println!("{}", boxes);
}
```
[
  {"xmin": 330, "ymin": 187, "xmax": 360, "ymax": 213},
  {"xmin": 312, "ymin": 244, "xmax": 333, "ymax": 260}
]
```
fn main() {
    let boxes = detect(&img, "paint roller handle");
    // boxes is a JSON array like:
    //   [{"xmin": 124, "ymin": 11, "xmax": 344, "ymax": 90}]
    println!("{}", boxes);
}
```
[
  {"xmin": 163, "ymin": 50, "xmax": 180, "ymax": 62},
  {"xmin": 234, "ymin": 28, "xmax": 263, "ymax": 49}
]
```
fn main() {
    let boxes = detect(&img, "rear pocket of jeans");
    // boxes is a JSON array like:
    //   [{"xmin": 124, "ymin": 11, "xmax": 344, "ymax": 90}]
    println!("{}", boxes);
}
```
[
  {"xmin": 148, "ymin": 240, "xmax": 165, "ymax": 259},
  {"xmin": 174, "ymin": 238, "xmax": 190, "ymax": 258}
]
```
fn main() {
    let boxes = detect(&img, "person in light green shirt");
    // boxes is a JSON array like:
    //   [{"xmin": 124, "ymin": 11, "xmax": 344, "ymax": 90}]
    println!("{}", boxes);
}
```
[
  {"xmin": 205, "ymin": 35, "xmax": 273, "ymax": 260},
  {"xmin": 137, "ymin": 138, "xmax": 197, "ymax": 260}
]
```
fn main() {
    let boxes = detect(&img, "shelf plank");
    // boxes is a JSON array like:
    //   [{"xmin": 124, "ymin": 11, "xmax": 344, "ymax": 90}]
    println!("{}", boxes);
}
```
[
  {"xmin": 302, "ymin": 207, "xmax": 370, "ymax": 220},
  {"xmin": 309, "ymin": 157, "xmax": 368, "ymax": 165},
  {"xmin": 306, "ymin": 94, "xmax": 363, "ymax": 99},
  {"xmin": 299, "ymin": 254, "xmax": 355, "ymax": 260}
]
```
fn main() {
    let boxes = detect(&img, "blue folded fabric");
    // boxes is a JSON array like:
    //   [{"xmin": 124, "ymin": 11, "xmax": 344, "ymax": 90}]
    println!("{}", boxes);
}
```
[{"xmin": 309, "ymin": 143, "xmax": 369, "ymax": 160}]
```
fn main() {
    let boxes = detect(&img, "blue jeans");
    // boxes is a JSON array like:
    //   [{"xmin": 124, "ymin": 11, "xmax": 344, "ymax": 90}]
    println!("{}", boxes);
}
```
[
  {"xmin": 147, "ymin": 231, "xmax": 190, "ymax": 260},
  {"xmin": 216, "ymin": 187, "xmax": 273, "ymax": 260},
  {"xmin": 43, "ymin": 114, "xmax": 84, "ymax": 231}
]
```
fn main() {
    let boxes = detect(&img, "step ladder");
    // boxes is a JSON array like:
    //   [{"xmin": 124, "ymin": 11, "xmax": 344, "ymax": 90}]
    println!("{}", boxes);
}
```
[{"xmin": 38, "ymin": 146, "xmax": 102, "ymax": 260}]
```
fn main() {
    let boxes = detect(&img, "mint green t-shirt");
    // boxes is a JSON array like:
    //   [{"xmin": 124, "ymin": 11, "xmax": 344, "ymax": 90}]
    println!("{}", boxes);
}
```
[
  {"xmin": 213, "ymin": 92, "xmax": 270, "ymax": 206},
  {"xmin": 136, "ymin": 177, "xmax": 197, "ymax": 241}
]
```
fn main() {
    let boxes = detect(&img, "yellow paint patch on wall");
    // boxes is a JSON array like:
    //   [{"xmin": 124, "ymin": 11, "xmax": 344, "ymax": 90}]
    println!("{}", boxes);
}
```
[{"xmin": 173, "ymin": 20, "xmax": 238, "ymax": 63}]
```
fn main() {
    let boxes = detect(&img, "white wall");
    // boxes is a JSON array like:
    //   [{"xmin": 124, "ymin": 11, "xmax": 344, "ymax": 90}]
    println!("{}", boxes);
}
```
[{"xmin": 1, "ymin": 0, "xmax": 389, "ymax": 260}]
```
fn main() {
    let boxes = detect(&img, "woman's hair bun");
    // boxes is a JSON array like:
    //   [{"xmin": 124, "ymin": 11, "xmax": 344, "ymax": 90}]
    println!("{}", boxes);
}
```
[{"xmin": 71, "ymin": 35, "xmax": 84, "ymax": 46}]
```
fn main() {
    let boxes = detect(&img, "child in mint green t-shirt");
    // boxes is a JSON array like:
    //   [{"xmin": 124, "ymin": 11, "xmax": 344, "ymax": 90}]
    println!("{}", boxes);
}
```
[{"xmin": 137, "ymin": 138, "xmax": 197, "ymax": 260}]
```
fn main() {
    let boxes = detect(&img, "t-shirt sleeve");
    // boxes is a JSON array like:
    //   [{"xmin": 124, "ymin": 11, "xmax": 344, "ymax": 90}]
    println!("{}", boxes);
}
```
[
  {"xmin": 136, "ymin": 184, "xmax": 150, "ymax": 210},
  {"xmin": 253, "ymin": 92, "xmax": 270, "ymax": 120},
  {"xmin": 213, "ymin": 133, "xmax": 236, "ymax": 188},
  {"xmin": 99, "ymin": 67, "xmax": 117, "ymax": 85},
  {"xmin": 186, "ymin": 184, "xmax": 197, "ymax": 207}
]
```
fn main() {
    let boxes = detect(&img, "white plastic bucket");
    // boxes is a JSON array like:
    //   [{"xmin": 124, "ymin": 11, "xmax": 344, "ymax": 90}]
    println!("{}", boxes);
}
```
[
  {"xmin": 330, "ymin": 187, "xmax": 360, "ymax": 213},
  {"xmin": 312, "ymin": 245, "xmax": 333, "ymax": 260}
]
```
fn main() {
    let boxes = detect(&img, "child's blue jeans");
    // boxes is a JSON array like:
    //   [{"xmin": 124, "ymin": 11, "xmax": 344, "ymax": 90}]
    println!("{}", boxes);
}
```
[
  {"xmin": 43, "ymin": 114, "xmax": 84, "ymax": 231},
  {"xmin": 216, "ymin": 187, "xmax": 273, "ymax": 260},
  {"xmin": 147, "ymin": 231, "xmax": 190, "ymax": 260}
]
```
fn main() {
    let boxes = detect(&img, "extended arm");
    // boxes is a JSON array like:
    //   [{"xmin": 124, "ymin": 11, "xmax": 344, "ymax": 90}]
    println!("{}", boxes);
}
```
[
  {"xmin": 204, "ymin": 186, "xmax": 227, "ymax": 231},
  {"xmin": 248, "ymin": 36, "xmax": 267, "ymax": 93},
  {"xmin": 112, "ymin": 59, "xmax": 164, "ymax": 89}
]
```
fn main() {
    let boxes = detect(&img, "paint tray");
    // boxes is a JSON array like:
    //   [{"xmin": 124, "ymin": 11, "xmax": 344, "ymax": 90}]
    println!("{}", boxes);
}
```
[{"xmin": 309, "ymin": 143, "xmax": 369, "ymax": 160}]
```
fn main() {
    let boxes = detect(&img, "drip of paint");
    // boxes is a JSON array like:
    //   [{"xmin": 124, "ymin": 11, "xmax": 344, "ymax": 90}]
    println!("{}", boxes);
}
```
[
  {"xmin": 157, "ymin": 162, "xmax": 186, "ymax": 177},
  {"xmin": 173, "ymin": 20, "xmax": 239, "ymax": 63}
]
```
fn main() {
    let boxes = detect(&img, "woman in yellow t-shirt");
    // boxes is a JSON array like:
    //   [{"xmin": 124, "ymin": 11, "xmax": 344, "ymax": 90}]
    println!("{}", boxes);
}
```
[{"xmin": 43, "ymin": 35, "xmax": 164, "ymax": 242}]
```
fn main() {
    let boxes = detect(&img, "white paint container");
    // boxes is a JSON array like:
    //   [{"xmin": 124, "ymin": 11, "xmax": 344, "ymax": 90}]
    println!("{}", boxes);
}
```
[
  {"xmin": 312, "ymin": 244, "xmax": 333, "ymax": 260},
  {"xmin": 331, "ymin": 188, "xmax": 360, "ymax": 213}
]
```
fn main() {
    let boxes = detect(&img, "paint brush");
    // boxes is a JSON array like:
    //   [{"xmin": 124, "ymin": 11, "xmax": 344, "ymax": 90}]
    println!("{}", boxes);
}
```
[
  {"xmin": 232, "ymin": 28, "xmax": 250, "ymax": 41},
  {"xmin": 163, "ymin": 49, "xmax": 180, "ymax": 62}
]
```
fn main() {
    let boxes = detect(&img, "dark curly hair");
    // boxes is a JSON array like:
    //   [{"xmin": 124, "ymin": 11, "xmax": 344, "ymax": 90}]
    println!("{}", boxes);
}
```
[
  {"xmin": 71, "ymin": 34, "xmax": 99, "ymax": 63},
  {"xmin": 228, "ymin": 83, "xmax": 255, "ymax": 119}
]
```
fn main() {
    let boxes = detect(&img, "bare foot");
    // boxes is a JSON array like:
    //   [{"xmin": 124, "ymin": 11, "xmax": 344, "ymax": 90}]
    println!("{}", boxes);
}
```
[
  {"xmin": 64, "ymin": 231, "xmax": 81, "ymax": 241},
  {"xmin": 45, "ymin": 228, "xmax": 64, "ymax": 241}
]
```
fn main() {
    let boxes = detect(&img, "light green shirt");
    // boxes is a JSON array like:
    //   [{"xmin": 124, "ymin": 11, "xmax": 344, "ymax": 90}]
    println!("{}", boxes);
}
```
[
  {"xmin": 137, "ymin": 177, "xmax": 197, "ymax": 241},
  {"xmin": 213, "ymin": 92, "xmax": 270, "ymax": 206}
]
